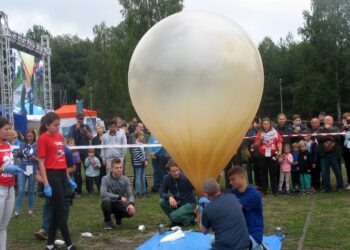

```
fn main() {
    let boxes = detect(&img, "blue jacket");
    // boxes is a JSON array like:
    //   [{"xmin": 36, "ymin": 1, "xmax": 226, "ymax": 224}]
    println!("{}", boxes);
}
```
[
  {"xmin": 148, "ymin": 135, "xmax": 165, "ymax": 157},
  {"xmin": 160, "ymin": 173, "xmax": 196, "ymax": 205}
]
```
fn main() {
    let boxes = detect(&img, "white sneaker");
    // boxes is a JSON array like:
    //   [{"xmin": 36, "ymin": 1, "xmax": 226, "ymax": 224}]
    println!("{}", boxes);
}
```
[{"xmin": 345, "ymin": 184, "xmax": 350, "ymax": 191}]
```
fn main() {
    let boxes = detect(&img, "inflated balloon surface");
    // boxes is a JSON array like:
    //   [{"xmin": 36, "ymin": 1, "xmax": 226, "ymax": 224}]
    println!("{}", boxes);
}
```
[{"xmin": 128, "ymin": 11, "xmax": 264, "ymax": 194}]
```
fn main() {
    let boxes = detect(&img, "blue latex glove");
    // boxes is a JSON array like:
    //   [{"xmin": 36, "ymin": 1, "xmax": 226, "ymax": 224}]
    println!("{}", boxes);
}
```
[
  {"xmin": 68, "ymin": 179, "xmax": 77, "ymax": 190},
  {"xmin": 198, "ymin": 197, "xmax": 210, "ymax": 213},
  {"xmin": 44, "ymin": 184, "xmax": 52, "ymax": 198},
  {"xmin": 3, "ymin": 164, "xmax": 23, "ymax": 174}
]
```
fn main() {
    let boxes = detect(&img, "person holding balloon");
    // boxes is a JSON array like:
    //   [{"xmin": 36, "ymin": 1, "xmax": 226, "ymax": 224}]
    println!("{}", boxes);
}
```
[
  {"xmin": 0, "ymin": 117, "xmax": 24, "ymax": 250},
  {"xmin": 254, "ymin": 118, "xmax": 283, "ymax": 195}
]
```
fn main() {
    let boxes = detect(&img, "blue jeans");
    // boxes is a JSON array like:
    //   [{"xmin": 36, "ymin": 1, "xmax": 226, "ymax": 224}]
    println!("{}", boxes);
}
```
[
  {"xmin": 320, "ymin": 153, "xmax": 343, "ymax": 190},
  {"xmin": 15, "ymin": 172, "xmax": 36, "ymax": 212},
  {"xmin": 42, "ymin": 195, "xmax": 72, "ymax": 233},
  {"xmin": 135, "ymin": 167, "xmax": 147, "ymax": 194},
  {"xmin": 152, "ymin": 156, "xmax": 169, "ymax": 189}
]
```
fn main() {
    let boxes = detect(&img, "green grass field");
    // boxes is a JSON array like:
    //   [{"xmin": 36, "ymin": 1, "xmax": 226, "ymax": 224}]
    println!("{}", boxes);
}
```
[{"xmin": 7, "ymin": 155, "xmax": 350, "ymax": 250}]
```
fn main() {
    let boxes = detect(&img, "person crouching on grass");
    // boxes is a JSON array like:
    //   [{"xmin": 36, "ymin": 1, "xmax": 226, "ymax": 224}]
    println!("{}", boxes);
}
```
[
  {"xmin": 228, "ymin": 166, "xmax": 265, "ymax": 250},
  {"xmin": 37, "ymin": 112, "xmax": 77, "ymax": 250},
  {"xmin": 100, "ymin": 158, "xmax": 135, "ymax": 230},
  {"xmin": 160, "ymin": 159, "xmax": 197, "ymax": 227}
]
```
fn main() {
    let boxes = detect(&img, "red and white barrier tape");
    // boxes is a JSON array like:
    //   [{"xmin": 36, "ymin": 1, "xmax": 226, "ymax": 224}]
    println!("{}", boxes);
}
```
[
  {"xmin": 10, "ymin": 132, "xmax": 348, "ymax": 150},
  {"xmin": 243, "ymin": 132, "xmax": 347, "ymax": 140}
]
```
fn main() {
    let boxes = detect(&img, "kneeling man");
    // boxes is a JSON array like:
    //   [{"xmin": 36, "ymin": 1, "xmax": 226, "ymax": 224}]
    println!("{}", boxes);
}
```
[
  {"xmin": 101, "ymin": 158, "xmax": 135, "ymax": 229},
  {"xmin": 229, "ymin": 166, "xmax": 264, "ymax": 250},
  {"xmin": 198, "ymin": 178, "xmax": 250, "ymax": 250},
  {"xmin": 160, "ymin": 159, "xmax": 196, "ymax": 226}
]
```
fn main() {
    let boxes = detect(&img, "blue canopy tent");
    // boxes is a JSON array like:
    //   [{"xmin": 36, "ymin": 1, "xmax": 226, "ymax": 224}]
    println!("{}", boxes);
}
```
[{"xmin": 0, "ymin": 105, "xmax": 27, "ymax": 135}]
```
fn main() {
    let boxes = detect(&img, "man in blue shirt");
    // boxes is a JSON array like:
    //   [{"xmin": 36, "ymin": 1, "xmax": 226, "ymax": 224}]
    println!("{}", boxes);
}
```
[
  {"xmin": 198, "ymin": 178, "xmax": 250, "ymax": 250},
  {"xmin": 160, "ymin": 159, "xmax": 196, "ymax": 226},
  {"xmin": 229, "ymin": 166, "xmax": 264, "ymax": 250},
  {"xmin": 149, "ymin": 134, "xmax": 169, "ymax": 192}
]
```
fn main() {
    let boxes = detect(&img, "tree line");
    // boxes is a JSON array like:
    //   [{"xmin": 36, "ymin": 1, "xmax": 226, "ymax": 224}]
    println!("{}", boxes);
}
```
[{"xmin": 24, "ymin": 0, "xmax": 350, "ymax": 121}]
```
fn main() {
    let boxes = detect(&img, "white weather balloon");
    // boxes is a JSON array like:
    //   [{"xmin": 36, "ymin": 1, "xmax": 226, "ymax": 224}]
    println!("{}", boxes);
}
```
[{"xmin": 128, "ymin": 11, "xmax": 264, "ymax": 194}]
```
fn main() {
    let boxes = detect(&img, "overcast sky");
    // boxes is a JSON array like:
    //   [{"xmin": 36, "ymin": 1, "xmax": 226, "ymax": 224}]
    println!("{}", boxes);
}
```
[{"xmin": 1, "ymin": 0, "xmax": 311, "ymax": 45}]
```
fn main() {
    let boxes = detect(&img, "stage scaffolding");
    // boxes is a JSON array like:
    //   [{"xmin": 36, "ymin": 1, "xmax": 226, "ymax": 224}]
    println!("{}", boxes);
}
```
[{"xmin": 0, "ymin": 11, "xmax": 52, "ymax": 124}]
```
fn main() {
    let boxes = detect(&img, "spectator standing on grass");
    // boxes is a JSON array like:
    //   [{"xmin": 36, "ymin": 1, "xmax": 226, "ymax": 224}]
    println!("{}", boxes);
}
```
[
  {"xmin": 298, "ymin": 141, "xmax": 313, "ymax": 194},
  {"xmin": 149, "ymin": 134, "xmax": 170, "ymax": 193},
  {"xmin": 8, "ymin": 129, "xmax": 21, "ymax": 165},
  {"xmin": 275, "ymin": 113, "xmax": 291, "ymax": 145},
  {"xmin": 160, "ymin": 159, "xmax": 196, "ymax": 226},
  {"xmin": 92, "ymin": 124, "xmax": 106, "ymax": 181},
  {"xmin": 318, "ymin": 111, "xmax": 326, "ymax": 127},
  {"xmin": 228, "ymin": 166, "xmax": 264, "ymax": 250},
  {"xmin": 197, "ymin": 178, "xmax": 250, "ymax": 250},
  {"xmin": 291, "ymin": 143, "xmax": 301, "ymax": 192},
  {"xmin": 278, "ymin": 144, "xmax": 293, "ymax": 194},
  {"xmin": 254, "ymin": 118, "xmax": 283, "ymax": 195},
  {"xmin": 304, "ymin": 135, "xmax": 318, "ymax": 193},
  {"xmin": 127, "ymin": 117, "xmax": 138, "ymax": 143},
  {"xmin": 310, "ymin": 118, "xmax": 321, "ymax": 133},
  {"xmin": 100, "ymin": 158, "xmax": 135, "ymax": 230},
  {"xmin": 101, "ymin": 120, "xmax": 127, "ymax": 173},
  {"xmin": 341, "ymin": 112, "xmax": 350, "ymax": 191},
  {"xmin": 37, "ymin": 112, "xmax": 77, "ymax": 250},
  {"xmin": 68, "ymin": 114, "xmax": 93, "ymax": 196},
  {"xmin": 84, "ymin": 148, "xmax": 101, "ymax": 195},
  {"xmin": 14, "ymin": 129, "xmax": 38, "ymax": 217},
  {"xmin": 34, "ymin": 146, "xmax": 76, "ymax": 241},
  {"xmin": 289, "ymin": 114, "xmax": 308, "ymax": 144},
  {"xmin": 67, "ymin": 138, "xmax": 81, "ymax": 197},
  {"xmin": 317, "ymin": 116, "xmax": 343, "ymax": 192},
  {"xmin": 0, "ymin": 117, "xmax": 24, "ymax": 250},
  {"xmin": 309, "ymin": 118, "xmax": 321, "ymax": 190},
  {"xmin": 247, "ymin": 117, "xmax": 261, "ymax": 187},
  {"xmin": 129, "ymin": 122, "xmax": 149, "ymax": 144},
  {"xmin": 131, "ymin": 131, "xmax": 149, "ymax": 197}
]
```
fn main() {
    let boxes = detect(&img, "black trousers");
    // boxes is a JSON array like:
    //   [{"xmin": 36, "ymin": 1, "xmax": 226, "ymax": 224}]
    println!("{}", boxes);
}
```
[
  {"xmin": 291, "ymin": 172, "xmax": 300, "ymax": 189},
  {"xmin": 101, "ymin": 197, "xmax": 133, "ymax": 223},
  {"xmin": 311, "ymin": 159, "xmax": 321, "ymax": 190},
  {"xmin": 86, "ymin": 176, "xmax": 100, "ymax": 194},
  {"xmin": 343, "ymin": 150, "xmax": 350, "ymax": 184},
  {"xmin": 256, "ymin": 156, "xmax": 278, "ymax": 194},
  {"xmin": 46, "ymin": 169, "xmax": 72, "ymax": 246}
]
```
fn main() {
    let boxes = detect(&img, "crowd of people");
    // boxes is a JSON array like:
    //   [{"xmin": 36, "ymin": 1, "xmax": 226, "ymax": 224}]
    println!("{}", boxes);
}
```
[
  {"xmin": 0, "ymin": 110, "xmax": 349, "ymax": 249},
  {"xmin": 227, "ymin": 112, "xmax": 350, "ymax": 196}
]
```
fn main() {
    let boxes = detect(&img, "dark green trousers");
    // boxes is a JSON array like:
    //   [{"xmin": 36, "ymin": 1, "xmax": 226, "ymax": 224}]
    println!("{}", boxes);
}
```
[{"xmin": 159, "ymin": 199, "xmax": 196, "ymax": 225}]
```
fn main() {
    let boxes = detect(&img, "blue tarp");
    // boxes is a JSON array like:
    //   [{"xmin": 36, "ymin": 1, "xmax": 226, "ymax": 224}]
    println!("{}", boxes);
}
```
[{"xmin": 136, "ymin": 231, "xmax": 285, "ymax": 250}]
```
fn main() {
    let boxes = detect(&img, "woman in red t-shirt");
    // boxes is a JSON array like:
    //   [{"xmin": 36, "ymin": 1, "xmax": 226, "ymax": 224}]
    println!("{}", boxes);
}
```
[
  {"xmin": 254, "ymin": 118, "xmax": 283, "ymax": 195},
  {"xmin": 0, "ymin": 117, "xmax": 23, "ymax": 249},
  {"xmin": 37, "ymin": 112, "xmax": 77, "ymax": 250}
]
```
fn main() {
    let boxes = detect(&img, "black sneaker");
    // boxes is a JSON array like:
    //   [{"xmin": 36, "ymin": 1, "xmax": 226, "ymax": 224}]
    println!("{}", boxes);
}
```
[
  {"xmin": 142, "ymin": 192, "xmax": 150, "ymax": 198},
  {"xmin": 67, "ymin": 245, "xmax": 77, "ymax": 250},
  {"xmin": 45, "ymin": 246, "xmax": 57, "ymax": 250},
  {"xmin": 115, "ymin": 218, "xmax": 122, "ymax": 227},
  {"xmin": 104, "ymin": 221, "xmax": 113, "ymax": 230}
]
